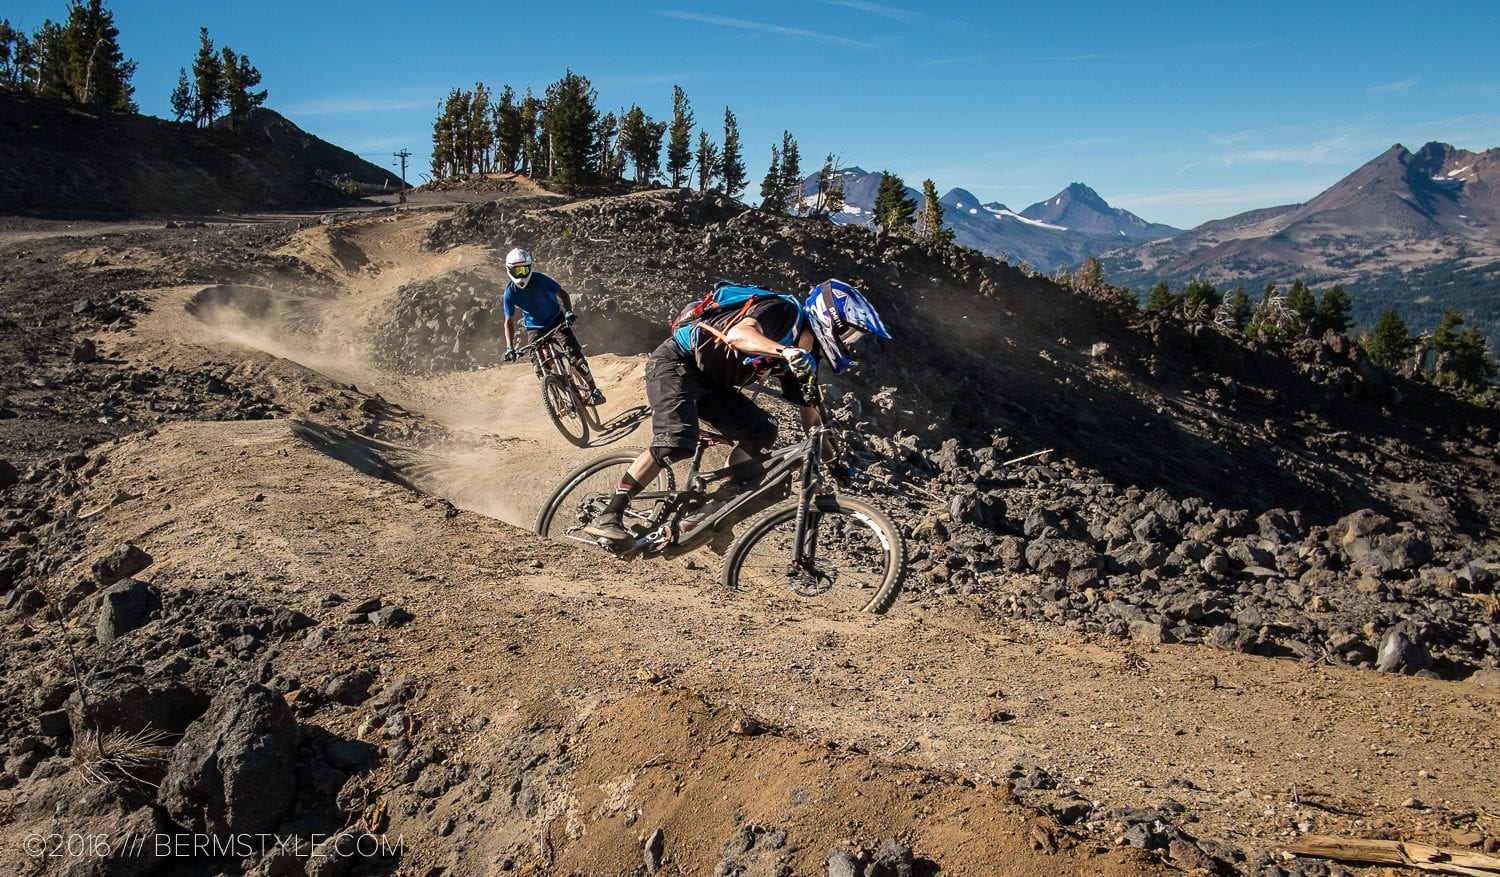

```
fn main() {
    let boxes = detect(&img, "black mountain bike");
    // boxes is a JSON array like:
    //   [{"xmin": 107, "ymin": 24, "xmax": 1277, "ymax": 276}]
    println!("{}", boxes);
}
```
[
  {"xmin": 515, "ymin": 322, "xmax": 601, "ymax": 447},
  {"xmin": 534, "ymin": 383, "xmax": 906, "ymax": 613}
]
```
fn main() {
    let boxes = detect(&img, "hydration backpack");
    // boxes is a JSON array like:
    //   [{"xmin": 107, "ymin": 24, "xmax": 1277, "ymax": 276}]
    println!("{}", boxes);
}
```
[{"xmin": 670, "ymin": 281, "xmax": 803, "ymax": 358}]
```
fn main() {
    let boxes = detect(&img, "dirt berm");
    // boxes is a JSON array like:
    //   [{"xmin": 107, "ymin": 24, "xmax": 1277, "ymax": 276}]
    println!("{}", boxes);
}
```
[{"xmin": 0, "ymin": 183, "xmax": 1496, "ymax": 876}]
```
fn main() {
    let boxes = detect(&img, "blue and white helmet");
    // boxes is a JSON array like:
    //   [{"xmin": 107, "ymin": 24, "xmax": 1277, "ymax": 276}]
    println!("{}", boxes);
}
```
[{"xmin": 804, "ymin": 279, "xmax": 890, "ymax": 373}]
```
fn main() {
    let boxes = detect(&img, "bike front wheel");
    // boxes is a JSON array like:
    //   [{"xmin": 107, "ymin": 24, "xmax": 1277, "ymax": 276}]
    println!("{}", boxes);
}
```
[
  {"xmin": 534, "ymin": 449, "xmax": 676, "ymax": 541},
  {"xmin": 720, "ymin": 495, "xmax": 905, "ymax": 613},
  {"xmin": 541, "ymin": 374, "xmax": 589, "ymax": 447}
]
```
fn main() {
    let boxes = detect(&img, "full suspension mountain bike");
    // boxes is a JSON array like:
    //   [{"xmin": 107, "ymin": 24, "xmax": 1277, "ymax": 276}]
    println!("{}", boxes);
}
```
[
  {"xmin": 534, "ymin": 382, "xmax": 906, "ymax": 612},
  {"xmin": 515, "ymin": 321, "xmax": 601, "ymax": 447}
]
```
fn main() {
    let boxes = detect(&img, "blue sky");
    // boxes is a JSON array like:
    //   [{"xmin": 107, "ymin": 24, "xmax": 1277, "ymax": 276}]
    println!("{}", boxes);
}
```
[{"xmin": 10, "ymin": 0, "xmax": 1500, "ymax": 228}]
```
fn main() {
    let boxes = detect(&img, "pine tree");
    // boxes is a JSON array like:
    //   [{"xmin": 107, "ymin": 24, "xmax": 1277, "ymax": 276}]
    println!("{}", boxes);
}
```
[
  {"xmin": 493, "ymin": 85, "xmax": 522, "ymax": 173},
  {"xmin": 694, "ymin": 129, "xmax": 720, "ymax": 192},
  {"xmin": 469, "ymin": 82, "xmax": 493, "ymax": 172},
  {"xmin": 1429, "ymin": 308, "xmax": 1497, "ymax": 389},
  {"xmin": 1285, "ymin": 279, "xmax": 1316, "ymax": 334},
  {"xmin": 191, "ymin": 27, "xmax": 221, "ymax": 126},
  {"xmin": 1226, "ymin": 285, "xmax": 1252, "ymax": 331},
  {"xmin": 1364, "ymin": 307, "xmax": 1412, "ymax": 371},
  {"xmin": 1146, "ymin": 280, "xmax": 1178, "ymax": 314},
  {"xmin": 1316, "ymin": 285, "xmax": 1352, "ymax": 335},
  {"xmin": 518, "ymin": 89, "xmax": 541, "ymax": 177},
  {"xmin": 817, "ymin": 154, "xmax": 846, "ymax": 216},
  {"xmin": 1, "ymin": 21, "xmax": 36, "ymax": 88},
  {"xmin": 720, "ymin": 107, "xmax": 745, "ymax": 198},
  {"xmin": 666, "ymin": 85, "xmax": 694, "ymax": 188},
  {"xmin": 778, "ymin": 131, "xmax": 802, "ymax": 214},
  {"xmin": 169, "ymin": 66, "xmax": 192, "ymax": 122},
  {"xmin": 218, "ymin": 46, "xmax": 266, "ymax": 133},
  {"xmin": 874, "ymin": 171, "xmax": 916, "ymax": 235},
  {"xmin": 1182, "ymin": 278, "xmax": 1220, "ymax": 317},
  {"xmin": 759, "ymin": 144, "xmax": 784, "ymax": 212},
  {"xmin": 918, "ymin": 178, "xmax": 951, "ymax": 244},
  {"xmin": 543, "ymin": 69, "xmax": 599, "ymax": 193},
  {"xmin": 32, "ymin": 20, "xmax": 68, "ymax": 97},
  {"xmin": 592, "ymin": 110, "xmax": 618, "ymax": 178},
  {"xmin": 60, "ymin": 0, "xmax": 135, "ymax": 111},
  {"xmin": 619, "ymin": 104, "xmax": 663, "ymax": 184}
]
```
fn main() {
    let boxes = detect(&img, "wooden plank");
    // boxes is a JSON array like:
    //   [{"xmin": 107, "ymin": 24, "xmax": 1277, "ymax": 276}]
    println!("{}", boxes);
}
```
[{"xmin": 1286, "ymin": 836, "xmax": 1500, "ymax": 877}]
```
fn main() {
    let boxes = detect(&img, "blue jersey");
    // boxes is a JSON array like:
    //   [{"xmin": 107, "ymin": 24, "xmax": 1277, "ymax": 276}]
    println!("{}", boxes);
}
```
[{"xmin": 502, "ymin": 272, "xmax": 564, "ymax": 330}]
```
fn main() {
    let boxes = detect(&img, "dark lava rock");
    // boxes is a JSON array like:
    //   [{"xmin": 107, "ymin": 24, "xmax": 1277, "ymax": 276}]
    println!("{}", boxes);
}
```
[
  {"xmin": 1376, "ymin": 627, "xmax": 1431, "ymax": 675},
  {"xmin": 159, "ymin": 683, "xmax": 298, "ymax": 838},
  {"xmin": 96, "ymin": 578, "xmax": 159, "ymax": 644},
  {"xmin": 868, "ymin": 838, "xmax": 916, "ymax": 877},
  {"xmin": 91, "ymin": 543, "xmax": 153, "ymax": 587},
  {"xmin": 323, "ymin": 669, "xmax": 377, "ymax": 705}
]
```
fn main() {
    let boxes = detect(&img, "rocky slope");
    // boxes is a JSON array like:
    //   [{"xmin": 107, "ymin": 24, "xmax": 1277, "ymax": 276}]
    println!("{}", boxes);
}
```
[
  {"xmin": 1, "ymin": 189, "xmax": 1498, "ymax": 876},
  {"xmin": 0, "ymin": 91, "xmax": 403, "ymax": 218}
]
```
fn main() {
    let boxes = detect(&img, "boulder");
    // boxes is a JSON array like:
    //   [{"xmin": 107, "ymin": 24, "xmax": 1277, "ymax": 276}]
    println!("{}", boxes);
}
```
[
  {"xmin": 91, "ymin": 543, "xmax": 152, "ymax": 588},
  {"xmin": 96, "ymin": 578, "xmax": 159, "ymax": 644},
  {"xmin": 1376, "ymin": 627, "xmax": 1431, "ymax": 675},
  {"xmin": 159, "ymin": 683, "xmax": 298, "ymax": 838}
]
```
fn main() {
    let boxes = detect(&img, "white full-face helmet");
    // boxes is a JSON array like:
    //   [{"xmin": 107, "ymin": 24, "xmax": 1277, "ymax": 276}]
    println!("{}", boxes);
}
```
[{"xmin": 505, "ymin": 248, "xmax": 535, "ymax": 288}]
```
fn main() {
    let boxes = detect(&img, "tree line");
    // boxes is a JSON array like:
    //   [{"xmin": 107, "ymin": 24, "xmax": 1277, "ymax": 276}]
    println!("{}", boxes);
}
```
[
  {"xmin": 1, "ymin": 1, "xmax": 268, "ymax": 134},
  {"xmin": 0, "ymin": 0, "xmax": 135, "ymax": 111},
  {"xmin": 1086, "ymin": 271, "xmax": 1496, "ymax": 394}
]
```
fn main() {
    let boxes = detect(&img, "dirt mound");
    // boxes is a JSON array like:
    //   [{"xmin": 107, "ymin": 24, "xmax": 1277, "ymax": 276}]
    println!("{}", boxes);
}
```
[
  {"xmin": 0, "ymin": 91, "xmax": 401, "ymax": 218},
  {"xmin": 3, "ymin": 189, "xmax": 1500, "ymax": 875}
]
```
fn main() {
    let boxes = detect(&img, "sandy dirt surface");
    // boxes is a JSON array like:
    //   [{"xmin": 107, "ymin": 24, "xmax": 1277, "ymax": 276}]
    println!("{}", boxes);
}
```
[{"xmin": 3, "ymin": 202, "xmax": 1498, "ymax": 875}]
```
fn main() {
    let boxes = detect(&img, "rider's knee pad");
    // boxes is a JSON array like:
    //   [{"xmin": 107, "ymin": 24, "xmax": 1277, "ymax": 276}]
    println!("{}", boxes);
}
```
[{"xmin": 649, "ymin": 444, "xmax": 692, "ymax": 468}]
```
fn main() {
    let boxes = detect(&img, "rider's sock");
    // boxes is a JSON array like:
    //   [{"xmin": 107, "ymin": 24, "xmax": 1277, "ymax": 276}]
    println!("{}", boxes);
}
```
[{"xmin": 603, "ymin": 473, "xmax": 642, "ymax": 515}]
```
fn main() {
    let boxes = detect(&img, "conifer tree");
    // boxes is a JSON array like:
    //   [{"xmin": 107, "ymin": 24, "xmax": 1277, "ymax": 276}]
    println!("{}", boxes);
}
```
[
  {"xmin": 1285, "ymin": 279, "xmax": 1317, "ymax": 334},
  {"xmin": 543, "ymin": 69, "xmax": 599, "ymax": 193},
  {"xmin": 1316, "ymin": 285, "xmax": 1352, "ymax": 335},
  {"xmin": 0, "ymin": 21, "xmax": 30, "ymax": 87},
  {"xmin": 60, "ymin": 0, "xmax": 135, "ymax": 110},
  {"xmin": 469, "ymin": 82, "xmax": 493, "ymax": 172},
  {"xmin": 694, "ymin": 130, "xmax": 720, "ymax": 192},
  {"xmin": 218, "ymin": 46, "xmax": 266, "ymax": 133},
  {"xmin": 1429, "ymin": 308, "xmax": 1497, "ymax": 389},
  {"xmin": 918, "ymin": 178, "xmax": 951, "ymax": 244},
  {"xmin": 874, "ymin": 171, "xmax": 916, "ymax": 235},
  {"xmin": 1182, "ymin": 278, "xmax": 1220, "ymax": 316},
  {"xmin": 1364, "ymin": 307, "xmax": 1412, "ymax": 371},
  {"xmin": 169, "ymin": 67, "xmax": 192, "ymax": 122},
  {"xmin": 518, "ymin": 89, "xmax": 541, "ymax": 177},
  {"xmin": 30, "ymin": 20, "xmax": 68, "ymax": 97},
  {"xmin": 494, "ymin": 85, "xmax": 522, "ymax": 173},
  {"xmin": 816, "ymin": 154, "xmax": 847, "ymax": 216},
  {"xmin": 619, "ymin": 104, "xmax": 663, "ymax": 184},
  {"xmin": 667, "ymin": 85, "xmax": 694, "ymax": 188},
  {"xmin": 190, "ymin": 27, "xmax": 220, "ymax": 127},
  {"xmin": 720, "ymin": 107, "xmax": 746, "ymax": 198},
  {"xmin": 759, "ymin": 144, "xmax": 784, "ymax": 212},
  {"xmin": 592, "ymin": 110, "xmax": 618, "ymax": 178},
  {"xmin": 778, "ymin": 131, "xmax": 802, "ymax": 213},
  {"xmin": 1146, "ymin": 280, "xmax": 1178, "ymax": 314},
  {"xmin": 1225, "ymin": 285, "xmax": 1252, "ymax": 331}
]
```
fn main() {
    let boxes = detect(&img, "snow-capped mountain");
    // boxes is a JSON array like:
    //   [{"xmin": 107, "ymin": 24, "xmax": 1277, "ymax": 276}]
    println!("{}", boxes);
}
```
[{"xmin": 799, "ymin": 169, "xmax": 1180, "ymax": 273}]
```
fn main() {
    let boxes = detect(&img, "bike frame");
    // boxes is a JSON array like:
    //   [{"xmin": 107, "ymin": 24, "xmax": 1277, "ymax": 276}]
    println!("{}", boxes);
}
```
[{"xmin": 617, "ymin": 383, "xmax": 838, "ymax": 560}]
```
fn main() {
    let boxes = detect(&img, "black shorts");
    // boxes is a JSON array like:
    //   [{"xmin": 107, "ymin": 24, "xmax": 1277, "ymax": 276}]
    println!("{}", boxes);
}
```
[
  {"xmin": 526, "ymin": 319, "xmax": 584, "ymax": 361},
  {"xmin": 645, "ymin": 339, "xmax": 777, "ymax": 455}
]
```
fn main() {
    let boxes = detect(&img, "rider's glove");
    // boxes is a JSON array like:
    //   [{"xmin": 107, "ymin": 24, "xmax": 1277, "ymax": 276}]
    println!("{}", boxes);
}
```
[
  {"xmin": 504, "ymin": 347, "xmax": 517, "ymax": 362},
  {"xmin": 779, "ymin": 347, "xmax": 815, "ymax": 381},
  {"xmin": 563, "ymin": 311, "xmax": 577, "ymax": 326}
]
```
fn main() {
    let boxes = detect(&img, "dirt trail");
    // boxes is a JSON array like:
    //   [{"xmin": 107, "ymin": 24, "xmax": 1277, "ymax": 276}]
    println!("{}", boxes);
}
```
[{"xmin": 44, "ymin": 205, "xmax": 1500, "ymax": 873}]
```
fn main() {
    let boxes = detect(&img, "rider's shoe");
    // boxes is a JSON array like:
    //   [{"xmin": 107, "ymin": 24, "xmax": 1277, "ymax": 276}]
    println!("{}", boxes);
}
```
[
  {"xmin": 589, "ymin": 387, "xmax": 606, "ymax": 405},
  {"xmin": 584, "ymin": 510, "xmax": 630, "ymax": 542}
]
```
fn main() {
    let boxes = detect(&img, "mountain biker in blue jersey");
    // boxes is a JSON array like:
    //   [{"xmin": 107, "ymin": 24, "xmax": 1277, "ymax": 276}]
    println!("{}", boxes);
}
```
[
  {"xmin": 501, "ymin": 248, "xmax": 605, "ymax": 405},
  {"xmin": 584, "ymin": 279, "xmax": 890, "ymax": 542}
]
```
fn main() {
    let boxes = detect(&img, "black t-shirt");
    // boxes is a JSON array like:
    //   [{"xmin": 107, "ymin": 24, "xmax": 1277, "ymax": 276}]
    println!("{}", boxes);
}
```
[{"xmin": 688, "ymin": 297, "xmax": 813, "ymax": 406}]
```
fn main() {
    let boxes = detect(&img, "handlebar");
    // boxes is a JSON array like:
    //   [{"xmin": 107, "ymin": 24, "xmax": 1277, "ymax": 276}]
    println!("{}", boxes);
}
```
[{"xmin": 513, "ymin": 320, "xmax": 568, "ymax": 358}]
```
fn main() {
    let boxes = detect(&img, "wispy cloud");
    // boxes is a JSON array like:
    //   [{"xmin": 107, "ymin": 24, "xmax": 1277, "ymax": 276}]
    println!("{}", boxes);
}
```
[
  {"xmin": 812, "ymin": 0, "xmax": 974, "ymax": 32},
  {"xmin": 1368, "ymin": 75, "xmax": 1420, "ymax": 95},
  {"xmin": 1179, "ymin": 134, "xmax": 1354, "ymax": 173},
  {"xmin": 655, "ymin": 11, "xmax": 877, "ymax": 49},
  {"xmin": 1113, "ymin": 179, "xmax": 1334, "ymax": 211},
  {"xmin": 913, "ymin": 54, "xmax": 985, "ymax": 69}
]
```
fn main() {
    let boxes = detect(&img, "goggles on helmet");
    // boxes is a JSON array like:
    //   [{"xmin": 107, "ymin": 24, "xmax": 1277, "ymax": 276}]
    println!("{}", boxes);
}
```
[{"xmin": 508, "ymin": 264, "xmax": 532, "ymax": 279}]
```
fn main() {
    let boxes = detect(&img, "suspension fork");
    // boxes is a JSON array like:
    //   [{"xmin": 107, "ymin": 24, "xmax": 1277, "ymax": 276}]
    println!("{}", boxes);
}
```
[{"xmin": 789, "ymin": 436, "xmax": 822, "ymax": 569}]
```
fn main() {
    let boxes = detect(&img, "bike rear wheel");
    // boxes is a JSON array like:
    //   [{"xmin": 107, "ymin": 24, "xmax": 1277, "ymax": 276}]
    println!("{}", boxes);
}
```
[
  {"xmin": 535, "ymin": 449, "xmax": 676, "ymax": 542},
  {"xmin": 541, "ymin": 374, "xmax": 589, "ymax": 447},
  {"xmin": 720, "ymin": 495, "xmax": 905, "ymax": 613}
]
